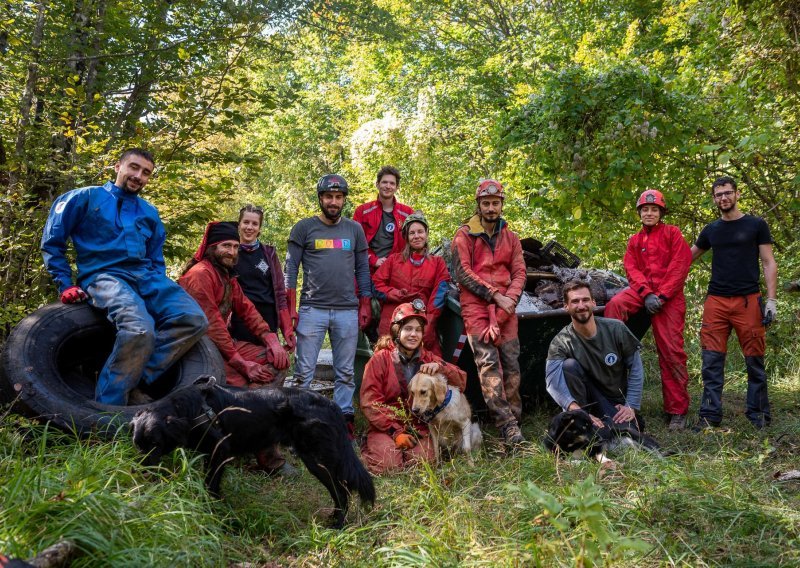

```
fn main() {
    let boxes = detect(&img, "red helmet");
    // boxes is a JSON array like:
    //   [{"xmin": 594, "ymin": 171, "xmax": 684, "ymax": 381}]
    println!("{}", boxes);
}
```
[
  {"xmin": 476, "ymin": 179, "xmax": 505, "ymax": 201},
  {"xmin": 636, "ymin": 189, "xmax": 666, "ymax": 211},
  {"xmin": 391, "ymin": 299, "xmax": 428, "ymax": 326}
]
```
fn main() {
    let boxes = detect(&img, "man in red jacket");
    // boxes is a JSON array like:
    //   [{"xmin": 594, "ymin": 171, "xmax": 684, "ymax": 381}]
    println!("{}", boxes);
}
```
[
  {"xmin": 451, "ymin": 179, "xmax": 527, "ymax": 447},
  {"xmin": 353, "ymin": 165, "xmax": 414, "ymax": 274},
  {"xmin": 179, "ymin": 221, "xmax": 293, "ymax": 474},
  {"xmin": 179, "ymin": 222, "xmax": 290, "ymax": 387},
  {"xmin": 604, "ymin": 189, "xmax": 692, "ymax": 430}
]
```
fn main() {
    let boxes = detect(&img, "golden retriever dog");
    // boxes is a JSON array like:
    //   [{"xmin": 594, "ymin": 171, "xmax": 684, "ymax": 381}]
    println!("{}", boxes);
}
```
[{"xmin": 408, "ymin": 372, "xmax": 482, "ymax": 465}]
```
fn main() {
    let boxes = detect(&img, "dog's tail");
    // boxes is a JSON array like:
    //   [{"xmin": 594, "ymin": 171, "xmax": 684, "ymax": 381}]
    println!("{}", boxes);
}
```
[{"xmin": 341, "ymin": 440, "xmax": 376, "ymax": 506}]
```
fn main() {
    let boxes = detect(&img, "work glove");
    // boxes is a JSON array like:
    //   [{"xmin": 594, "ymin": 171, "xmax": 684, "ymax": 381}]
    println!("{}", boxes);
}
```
[
  {"xmin": 394, "ymin": 432, "xmax": 416, "ymax": 450},
  {"xmin": 644, "ymin": 293, "xmax": 663, "ymax": 315},
  {"xmin": 763, "ymin": 298, "xmax": 778, "ymax": 326},
  {"xmin": 60, "ymin": 285, "xmax": 88, "ymax": 304},
  {"xmin": 479, "ymin": 305, "xmax": 501, "ymax": 345},
  {"xmin": 386, "ymin": 288, "xmax": 409, "ymax": 303},
  {"xmin": 286, "ymin": 288, "xmax": 298, "ymax": 329},
  {"xmin": 278, "ymin": 309, "xmax": 296, "ymax": 352},
  {"xmin": 261, "ymin": 332, "xmax": 290, "ymax": 370},
  {"xmin": 358, "ymin": 296, "xmax": 372, "ymax": 330},
  {"xmin": 229, "ymin": 353, "xmax": 275, "ymax": 384}
]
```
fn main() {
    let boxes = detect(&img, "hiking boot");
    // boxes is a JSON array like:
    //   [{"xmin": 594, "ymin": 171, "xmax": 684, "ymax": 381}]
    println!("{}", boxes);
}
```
[
  {"xmin": 128, "ymin": 388, "xmax": 153, "ymax": 406},
  {"xmin": 690, "ymin": 417, "xmax": 721, "ymax": 433},
  {"xmin": 500, "ymin": 422, "xmax": 525, "ymax": 447},
  {"xmin": 667, "ymin": 414, "xmax": 687, "ymax": 431}
]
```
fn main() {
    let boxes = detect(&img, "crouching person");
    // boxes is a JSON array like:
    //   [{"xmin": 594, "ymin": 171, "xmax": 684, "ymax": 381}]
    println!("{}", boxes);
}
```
[
  {"xmin": 360, "ymin": 301, "xmax": 466, "ymax": 474},
  {"xmin": 179, "ymin": 221, "xmax": 294, "ymax": 475},
  {"xmin": 546, "ymin": 280, "xmax": 646, "ymax": 432}
]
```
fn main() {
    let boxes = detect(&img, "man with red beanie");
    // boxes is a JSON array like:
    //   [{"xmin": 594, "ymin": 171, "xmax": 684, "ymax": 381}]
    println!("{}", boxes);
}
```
[
  {"xmin": 179, "ymin": 221, "xmax": 290, "ymax": 387},
  {"xmin": 451, "ymin": 179, "xmax": 527, "ymax": 447},
  {"xmin": 604, "ymin": 189, "xmax": 692, "ymax": 430}
]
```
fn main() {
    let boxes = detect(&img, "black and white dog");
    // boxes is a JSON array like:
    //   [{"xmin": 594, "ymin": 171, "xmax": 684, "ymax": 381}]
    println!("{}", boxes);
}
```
[
  {"xmin": 130, "ymin": 376, "xmax": 375, "ymax": 528},
  {"xmin": 543, "ymin": 409, "xmax": 662, "ymax": 462}
]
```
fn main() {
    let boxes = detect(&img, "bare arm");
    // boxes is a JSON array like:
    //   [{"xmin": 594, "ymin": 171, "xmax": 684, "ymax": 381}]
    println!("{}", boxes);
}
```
[
  {"xmin": 759, "ymin": 243, "xmax": 778, "ymax": 299},
  {"xmin": 690, "ymin": 245, "xmax": 707, "ymax": 262}
]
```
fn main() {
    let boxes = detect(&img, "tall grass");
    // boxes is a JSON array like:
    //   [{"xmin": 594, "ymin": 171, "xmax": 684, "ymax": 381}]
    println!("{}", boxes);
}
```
[{"xmin": 1, "ymin": 314, "xmax": 799, "ymax": 566}]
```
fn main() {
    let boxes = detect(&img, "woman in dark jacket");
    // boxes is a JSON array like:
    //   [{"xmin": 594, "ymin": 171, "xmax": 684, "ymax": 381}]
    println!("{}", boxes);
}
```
[{"xmin": 230, "ymin": 204, "xmax": 296, "ymax": 351}]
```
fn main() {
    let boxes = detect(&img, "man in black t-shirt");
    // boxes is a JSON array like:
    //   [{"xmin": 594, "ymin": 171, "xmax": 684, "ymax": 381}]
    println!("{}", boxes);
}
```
[{"xmin": 691, "ymin": 176, "xmax": 778, "ymax": 430}]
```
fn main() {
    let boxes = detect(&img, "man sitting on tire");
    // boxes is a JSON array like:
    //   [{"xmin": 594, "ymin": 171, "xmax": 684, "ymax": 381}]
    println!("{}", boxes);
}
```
[{"xmin": 41, "ymin": 148, "xmax": 208, "ymax": 406}]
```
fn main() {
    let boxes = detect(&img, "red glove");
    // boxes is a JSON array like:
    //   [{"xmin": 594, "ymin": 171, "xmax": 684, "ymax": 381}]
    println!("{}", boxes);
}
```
[
  {"xmin": 261, "ymin": 332, "xmax": 290, "ymax": 370},
  {"xmin": 358, "ymin": 296, "xmax": 372, "ymax": 330},
  {"xmin": 479, "ymin": 305, "xmax": 501, "ymax": 345},
  {"xmin": 386, "ymin": 288, "xmax": 409, "ymax": 303},
  {"xmin": 394, "ymin": 432, "xmax": 416, "ymax": 450},
  {"xmin": 229, "ymin": 353, "xmax": 275, "ymax": 384},
  {"xmin": 278, "ymin": 309, "xmax": 296, "ymax": 352},
  {"xmin": 60, "ymin": 286, "xmax": 88, "ymax": 304},
  {"xmin": 286, "ymin": 288, "xmax": 298, "ymax": 329}
]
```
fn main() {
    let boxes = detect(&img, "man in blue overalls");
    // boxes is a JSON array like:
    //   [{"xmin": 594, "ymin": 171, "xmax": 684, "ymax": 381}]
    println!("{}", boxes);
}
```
[{"xmin": 41, "ymin": 148, "xmax": 208, "ymax": 405}]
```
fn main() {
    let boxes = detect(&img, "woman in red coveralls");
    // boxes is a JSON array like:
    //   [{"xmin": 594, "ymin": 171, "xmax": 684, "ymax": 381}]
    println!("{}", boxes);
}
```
[
  {"xmin": 372, "ymin": 211, "xmax": 450, "ymax": 356},
  {"xmin": 360, "ymin": 302, "xmax": 466, "ymax": 474}
]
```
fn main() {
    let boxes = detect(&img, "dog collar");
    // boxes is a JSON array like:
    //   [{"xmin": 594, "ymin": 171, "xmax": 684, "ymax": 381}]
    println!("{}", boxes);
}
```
[
  {"xmin": 419, "ymin": 389, "xmax": 452, "ymax": 423},
  {"xmin": 191, "ymin": 400, "xmax": 220, "ymax": 430}
]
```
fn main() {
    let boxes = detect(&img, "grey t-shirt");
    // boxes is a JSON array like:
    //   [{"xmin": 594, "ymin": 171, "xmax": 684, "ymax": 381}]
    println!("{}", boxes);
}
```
[
  {"xmin": 370, "ymin": 209, "xmax": 396, "ymax": 259},
  {"xmin": 284, "ymin": 216, "xmax": 371, "ymax": 309},
  {"xmin": 546, "ymin": 317, "xmax": 642, "ymax": 405}
]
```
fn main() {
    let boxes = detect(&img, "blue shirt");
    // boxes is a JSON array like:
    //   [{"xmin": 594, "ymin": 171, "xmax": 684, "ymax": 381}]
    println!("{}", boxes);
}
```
[{"xmin": 41, "ymin": 181, "xmax": 167, "ymax": 293}]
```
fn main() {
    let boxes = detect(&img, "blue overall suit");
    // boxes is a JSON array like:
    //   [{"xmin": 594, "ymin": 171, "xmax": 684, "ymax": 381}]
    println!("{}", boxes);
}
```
[{"xmin": 41, "ymin": 182, "xmax": 208, "ymax": 405}]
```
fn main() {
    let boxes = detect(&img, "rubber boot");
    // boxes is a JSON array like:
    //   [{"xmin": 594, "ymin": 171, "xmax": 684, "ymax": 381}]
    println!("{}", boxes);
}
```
[
  {"xmin": 698, "ymin": 350, "xmax": 726, "ymax": 425},
  {"xmin": 744, "ymin": 356, "xmax": 771, "ymax": 428}
]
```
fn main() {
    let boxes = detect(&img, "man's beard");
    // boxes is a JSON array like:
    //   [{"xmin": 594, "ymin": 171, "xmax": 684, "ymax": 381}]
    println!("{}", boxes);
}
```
[
  {"xmin": 209, "ymin": 249, "xmax": 237, "ymax": 272},
  {"xmin": 571, "ymin": 310, "xmax": 592, "ymax": 325},
  {"xmin": 120, "ymin": 177, "xmax": 142, "ymax": 193},
  {"xmin": 321, "ymin": 203, "xmax": 342, "ymax": 221}
]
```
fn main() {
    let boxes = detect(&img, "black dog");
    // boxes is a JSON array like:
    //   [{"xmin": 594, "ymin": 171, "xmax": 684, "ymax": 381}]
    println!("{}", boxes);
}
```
[
  {"xmin": 543, "ymin": 409, "xmax": 661, "ymax": 462},
  {"xmin": 131, "ymin": 375, "xmax": 375, "ymax": 528}
]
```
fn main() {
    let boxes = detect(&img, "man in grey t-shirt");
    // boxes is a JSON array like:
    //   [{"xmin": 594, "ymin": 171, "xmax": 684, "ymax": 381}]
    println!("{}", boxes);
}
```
[
  {"xmin": 284, "ymin": 174, "xmax": 373, "ymax": 436},
  {"xmin": 545, "ymin": 280, "xmax": 646, "ymax": 431}
]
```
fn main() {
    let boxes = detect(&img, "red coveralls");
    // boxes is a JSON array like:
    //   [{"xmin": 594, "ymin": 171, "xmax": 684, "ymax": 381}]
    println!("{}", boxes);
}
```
[
  {"xmin": 178, "ymin": 259, "xmax": 285, "ymax": 388},
  {"xmin": 451, "ymin": 215, "xmax": 527, "ymax": 428},
  {"xmin": 360, "ymin": 345, "xmax": 466, "ymax": 474},
  {"xmin": 604, "ymin": 221, "xmax": 692, "ymax": 415},
  {"xmin": 372, "ymin": 252, "xmax": 450, "ymax": 355},
  {"xmin": 353, "ymin": 197, "xmax": 414, "ymax": 272}
]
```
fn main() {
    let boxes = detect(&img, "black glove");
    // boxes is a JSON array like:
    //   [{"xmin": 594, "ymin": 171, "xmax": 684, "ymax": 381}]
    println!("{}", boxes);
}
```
[{"xmin": 644, "ymin": 294, "xmax": 662, "ymax": 315}]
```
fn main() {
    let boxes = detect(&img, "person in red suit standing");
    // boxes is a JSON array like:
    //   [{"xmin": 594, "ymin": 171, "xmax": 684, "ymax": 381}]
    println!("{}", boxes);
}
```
[{"xmin": 604, "ymin": 189, "xmax": 692, "ymax": 430}]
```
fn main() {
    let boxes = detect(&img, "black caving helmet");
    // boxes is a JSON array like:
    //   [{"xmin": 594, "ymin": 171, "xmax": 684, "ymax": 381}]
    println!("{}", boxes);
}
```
[{"xmin": 316, "ymin": 174, "xmax": 349, "ymax": 196}]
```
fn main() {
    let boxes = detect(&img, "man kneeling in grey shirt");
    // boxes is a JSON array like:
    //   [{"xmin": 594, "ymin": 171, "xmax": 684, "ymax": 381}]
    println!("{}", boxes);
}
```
[{"xmin": 545, "ymin": 280, "xmax": 646, "ymax": 431}]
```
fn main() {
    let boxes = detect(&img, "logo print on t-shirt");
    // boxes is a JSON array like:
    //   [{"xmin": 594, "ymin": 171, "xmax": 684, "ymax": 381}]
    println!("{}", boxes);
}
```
[
  {"xmin": 385, "ymin": 222, "xmax": 395, "ymax": 234},
  {"xmin": 314, "ymin": 239, "xmax": 352, "ymax": 250},
  {"xmin": 256, "ymin": 259, "xmax": 269, "ymax": 275},
  {"xmin": 604, "ymin": 353, "xmax": 618, "ymax": 366}
]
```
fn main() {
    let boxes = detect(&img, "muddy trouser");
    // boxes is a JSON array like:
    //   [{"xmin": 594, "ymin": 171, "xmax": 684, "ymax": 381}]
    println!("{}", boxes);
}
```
[
  {"xmin": 88, "ymin": 273, "xmax": 208, "ymax": 405},
  {"xmin": 699, "ymin": 293, "xmax": 770, "ymax": 427},
  {"xmin": 562, "ymin": 358, "xmax": 645, "ymax": 432},
  {"xmin": 605, "ymin": 287, "xmax": 690, "ymax": 415},
  {"xmin": 223, "ymin": 340, "xmax": 289, "ymax": 470},
  {"xmin": 361, "ymin": 430, "xmax": 435, "ymax": 475},
  {"xmin": 467, "ymin": 336, "xmax": 522, "ymax": 429}
]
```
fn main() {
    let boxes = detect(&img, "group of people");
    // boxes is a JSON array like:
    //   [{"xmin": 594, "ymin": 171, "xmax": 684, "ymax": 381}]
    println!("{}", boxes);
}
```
[{"xmin": 41, "ymin": 148, "xmax": 779, "ymax": 476}]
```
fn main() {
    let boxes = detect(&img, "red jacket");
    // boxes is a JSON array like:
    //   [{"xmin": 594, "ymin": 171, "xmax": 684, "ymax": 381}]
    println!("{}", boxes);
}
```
[
  {"xmin": 623, "ymin": 222, "xmax": 691, "ymax": 301},
  {"xmin": 451, "ymin": 215, "xmax": 527, "ymax": 317},
  {"xmin": 353, "ymin": 197, "xmax": 414, "ymax": 270},
  {"xmin": 373, "ymin": 252, "xmax": 450, "ymax": 333},
  {"xmin": 178, "ymin": 259, "xmax": 271, "ymax": 361},
  {"xmin": 360, "ymin": 345, "xmax": 467, "ymax": 435}
]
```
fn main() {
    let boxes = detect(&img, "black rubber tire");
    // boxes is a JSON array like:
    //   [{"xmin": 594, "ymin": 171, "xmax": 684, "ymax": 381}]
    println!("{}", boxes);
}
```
[{"xmin": 0, "ymin": 302, "xmax": 225, "ymax": 437}]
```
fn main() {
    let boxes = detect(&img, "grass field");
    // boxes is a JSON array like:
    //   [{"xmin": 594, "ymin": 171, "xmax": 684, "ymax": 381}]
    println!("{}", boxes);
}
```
[{"xmin": 1, "ymin": 321, "xmax": 799, "ymax": 567}]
